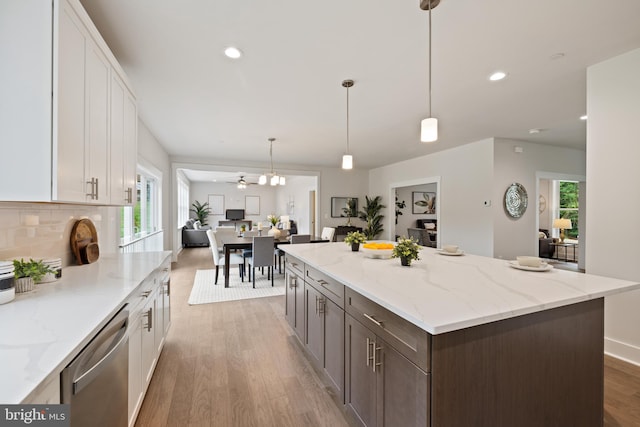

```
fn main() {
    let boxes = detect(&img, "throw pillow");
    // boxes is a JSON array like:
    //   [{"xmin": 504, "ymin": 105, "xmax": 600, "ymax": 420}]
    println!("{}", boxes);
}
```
[
  {"xmin": 185, "ymin": 219, "xmax": 195, "ymax": 229},
  {"xmin": 424, "ymin": 223, "xmax": 436, "ymax": 230},
  {"xmin": 538, "ymin": 231, "xmax": 547, "ymax": 239},
  {"xmin": 193, "ymin": 220, "xmax": 201, "ymax": 230}
]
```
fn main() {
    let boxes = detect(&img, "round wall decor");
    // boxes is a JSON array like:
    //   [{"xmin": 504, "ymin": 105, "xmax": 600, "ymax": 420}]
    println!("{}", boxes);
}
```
[
  {"xmin": 539, "ymin": 194, "xmax": 547, "ymax": 214},
  {"xmin": 504, "ymin": 183, "xmax": 528, "ymax": 218}
]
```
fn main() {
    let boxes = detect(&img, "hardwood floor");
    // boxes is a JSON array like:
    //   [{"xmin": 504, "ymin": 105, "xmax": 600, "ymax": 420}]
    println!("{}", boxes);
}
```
[{"xmin": 136, "ymin": 247, "xmax": 640, "ymax": 427}]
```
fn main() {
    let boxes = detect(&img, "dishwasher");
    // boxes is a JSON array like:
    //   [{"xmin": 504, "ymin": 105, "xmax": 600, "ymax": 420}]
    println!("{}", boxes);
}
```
[{"xmin": 62, "ymin": 304, "xmax": 129, "ymax": 427}]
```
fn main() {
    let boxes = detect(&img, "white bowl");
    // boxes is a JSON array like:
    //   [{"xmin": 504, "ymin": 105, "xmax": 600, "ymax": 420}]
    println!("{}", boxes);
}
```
[
  {"xmin": 516, "ymin": 256, "xmax": 542, "ymax": 267},
  {"xmin": 443, "ymin": 244, "xmax": 459, "ymax": 254},
  {"xmin": 361, "ymin": 242, "xmax": 395, "ymax": 259}
]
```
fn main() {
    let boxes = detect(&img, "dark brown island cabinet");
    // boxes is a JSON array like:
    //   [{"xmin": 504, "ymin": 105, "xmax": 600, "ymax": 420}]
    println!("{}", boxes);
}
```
[{"xmin": 284, "ymin": 253, "xmax": 605, "ymax": 427}]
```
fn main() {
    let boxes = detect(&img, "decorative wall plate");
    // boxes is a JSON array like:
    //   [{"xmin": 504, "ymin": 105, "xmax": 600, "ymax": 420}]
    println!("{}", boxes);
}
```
[
  {"xmin": 539, "ymin": 194, "xmax": 546, "ymax": 213},
  {"xmin": 504, "ymin": 183, "xmax": 528, "ymax": 218}
]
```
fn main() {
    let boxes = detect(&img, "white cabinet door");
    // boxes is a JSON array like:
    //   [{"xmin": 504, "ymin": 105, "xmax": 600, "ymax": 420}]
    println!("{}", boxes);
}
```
[
  {"xmin": 84, "ymin": 40, "xmax": 110, "ymax": 203},
  {"xmin": 141, "ymin": 289, "xmax": 157, "ymax": 386},
  {"xmin": 128, "ymin": 310, "xmax": 143, "ymax": 427},
  {"xmin": 123, "ymin": 89, "xmax": 137, "ymax": 206},
  {"xmin": 55, "ymin": 0, "xmax": 87, "ymax": 202},
  {"xmin": 110, "ymin": 73, "xmax": 126, "ymax": 205}
]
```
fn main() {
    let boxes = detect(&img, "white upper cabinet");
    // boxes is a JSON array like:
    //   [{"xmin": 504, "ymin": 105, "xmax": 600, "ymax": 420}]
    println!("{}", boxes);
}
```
[{"xmin": 0, "ymin": 0, "xmax": 136, "ymax": 205}]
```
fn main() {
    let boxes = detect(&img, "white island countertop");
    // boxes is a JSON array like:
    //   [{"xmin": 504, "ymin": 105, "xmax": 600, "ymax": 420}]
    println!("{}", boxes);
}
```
[
  {"xmin": 0, "ymin": 251, "xmax": 171, "ymax": 404},
  {"xmin": 281, "ymin": 243, "xmax": 640, "ymax": 335}
]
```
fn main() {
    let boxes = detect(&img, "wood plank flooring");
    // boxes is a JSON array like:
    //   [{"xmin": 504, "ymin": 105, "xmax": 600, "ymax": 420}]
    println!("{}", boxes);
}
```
[{"xmin": 135, "ymin": 248, "xmax": 640, "ymax": 427}]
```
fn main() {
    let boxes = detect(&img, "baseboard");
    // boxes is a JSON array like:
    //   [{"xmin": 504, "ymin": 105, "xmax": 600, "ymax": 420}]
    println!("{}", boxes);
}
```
[{"xmin": 604, "ymin": 337, "xmax": 640, "ymax": 367}]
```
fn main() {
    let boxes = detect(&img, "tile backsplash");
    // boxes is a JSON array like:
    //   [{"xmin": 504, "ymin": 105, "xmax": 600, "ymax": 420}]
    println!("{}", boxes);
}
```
[{"xmin": 0, "ymin": 202, "xmax": 119, "ymax": 267}]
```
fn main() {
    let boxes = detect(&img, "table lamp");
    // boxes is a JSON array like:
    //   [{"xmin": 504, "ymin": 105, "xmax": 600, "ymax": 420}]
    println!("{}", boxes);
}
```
[{"xmin": 553, "ymin": 218, "xmax": 572, "ymax": 243}]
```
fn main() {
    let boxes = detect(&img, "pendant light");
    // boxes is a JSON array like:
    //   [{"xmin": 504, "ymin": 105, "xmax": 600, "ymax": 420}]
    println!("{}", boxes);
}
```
[
  {"xmin": 260, "ymin": 138, "xmax": 285, "ymax": 186},
  {"xmin": 341, "ymin": 79, "xmax": 354, "ymax": 170},
  {"xmin": 420, "ymin": 0, "xmax": 439, "ymax": 143}
]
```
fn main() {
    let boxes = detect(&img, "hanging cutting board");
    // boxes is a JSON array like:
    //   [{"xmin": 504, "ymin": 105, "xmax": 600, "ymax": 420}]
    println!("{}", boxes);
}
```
[{"xmin": 70, "ymin": 219, "xmax": 99, "ymax": 265}]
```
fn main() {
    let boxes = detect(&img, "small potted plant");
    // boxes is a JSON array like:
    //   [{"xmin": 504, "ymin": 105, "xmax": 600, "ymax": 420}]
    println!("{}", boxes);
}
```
[
  {"xmin": 392, "ymin": 237, "xmax": 421, "ymax": 266},
  {"xmin": 344, "ymin": 231, "xmax": 367, "ymax": 252},
  {"xmin": 12, "ymin": 258, "xmax": 54, "ymax": 293}
]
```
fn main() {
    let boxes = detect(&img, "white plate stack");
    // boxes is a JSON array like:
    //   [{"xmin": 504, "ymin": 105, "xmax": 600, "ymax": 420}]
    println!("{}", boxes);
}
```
[
  {"xmin": 0, "ymin": 261, "xmax": 15, "ymax": 305},
  {"xmin": 39, "ymin": 258, "xmax": 62, "ymax": 283}
]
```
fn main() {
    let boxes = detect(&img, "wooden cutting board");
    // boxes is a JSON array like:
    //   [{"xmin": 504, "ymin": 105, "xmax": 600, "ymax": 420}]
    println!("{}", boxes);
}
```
[{"xmin": 70, "ymin": 219, "xmax": 99, "ymax": 265}]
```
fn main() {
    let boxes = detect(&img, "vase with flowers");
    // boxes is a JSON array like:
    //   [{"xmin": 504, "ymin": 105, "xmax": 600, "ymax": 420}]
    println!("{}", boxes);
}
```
[
  {"xmin": 391, "ymin": 236, "xmax": 421, "ymax": 266},
  {"xmin": 267, "ymin": 214, "xmax": 281, "ymax": 238}
]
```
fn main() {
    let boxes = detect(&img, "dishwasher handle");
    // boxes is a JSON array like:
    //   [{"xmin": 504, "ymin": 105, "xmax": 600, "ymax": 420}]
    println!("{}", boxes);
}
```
[{"xmin": 72, "ymin": 306, "xmax": 129, "ymax": 395}]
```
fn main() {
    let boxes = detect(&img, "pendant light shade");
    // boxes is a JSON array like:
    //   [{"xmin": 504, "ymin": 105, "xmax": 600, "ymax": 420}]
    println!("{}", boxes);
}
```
[
  {"xmin": 421, "ymin": 117, "xmax": 438, "ymax": 142},
  {"xmin": 342, "ymin": 154, "xmax": 353, "ymax": 170},
  {"xmin": 420, "ymin": 0, "xmax": 439, "ymax": 143},
  {"xmin": 258, "ymin": 174, "xmax": 267, "ymax": 185},
  {"xmin": 270, "ymin": 175, "xmax": 279, "ymax": 186},
  {"xmin": 341, "ymin": 79, "xmax": 355, "ymax": 169}
]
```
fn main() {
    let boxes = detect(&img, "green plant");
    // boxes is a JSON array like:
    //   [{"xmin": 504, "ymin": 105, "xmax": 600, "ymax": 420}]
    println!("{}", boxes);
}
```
[
  {"xmin": 190, "ymin": 201, "xmax": 210, "ymax": 226},
  {"xmin": 395, "ymin": 194, "xmax": 406, "ymax": 225},
  {"xmin": 267, "ymin": 214, "xmax": 280, "ymax": 226},
  {"xmin": 344, "ymin": 231, "xmax": 367, "ymax": 245},
  {"xmin": 342, "ymin": 198, "xmax": 358, "ymax": 226},
  {"xmin": 13, "ymin": 258, "xmax": 54, "ymax": 282},
  {"xmin": 358, "ymin": 195, "xmax": 385, "ymax": 239},
  {"xmin": 391, "ymin": 237, "xmax": 421, "ymax": 265}
]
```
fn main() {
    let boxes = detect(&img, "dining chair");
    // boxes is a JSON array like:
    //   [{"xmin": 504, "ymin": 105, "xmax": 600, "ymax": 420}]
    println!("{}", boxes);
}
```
[
  {"xmin": 213, "ymin": 227, "xmax": 237, "ymax": 251},
  {"xmin": 241, "ymin": 230, "xmax": 260, "ymax": 271},
  {"xmin": 291, "ymin": 234, "xmax": 311, "ymax": 244},
  {"xmin": 247, "ymin": 236, "xmax": 275, "ymax": 288},
  {"xmin": 321, "ymin": 227, "xmax": 336, "ymax": 242},
  {"xmin": 206, "ymin": 230, "xmax": 244, "ymax": 285}
]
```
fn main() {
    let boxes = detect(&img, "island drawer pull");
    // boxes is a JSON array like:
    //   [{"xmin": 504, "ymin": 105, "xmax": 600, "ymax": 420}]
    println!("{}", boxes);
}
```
[
  {"xmin": 366, "ymin": 337, "xmax": 374, "ymax": 367},
  {"xmin": 372, "ymin": 342, "xmax": 382, "ymax": 372},
  {"xmin": 289, "ymin": 277, "xmax": 297, "ymax": 288},
  {"xmin": 364, "ymin": 313, "xmax": 383, "ymax": 327}
]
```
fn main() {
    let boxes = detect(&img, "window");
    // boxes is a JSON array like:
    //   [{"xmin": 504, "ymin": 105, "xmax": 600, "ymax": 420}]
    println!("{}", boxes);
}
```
[
  {"xmin": 121, "ymin": 164, "xmax": 161, "ymax": 243},
  {"xmin": 558, "ymin": 181, "xmax": 579, "ymax": 239},
  {"xmin": 177, "ymin": 170, "xmax": 190, "ymax": 228}
]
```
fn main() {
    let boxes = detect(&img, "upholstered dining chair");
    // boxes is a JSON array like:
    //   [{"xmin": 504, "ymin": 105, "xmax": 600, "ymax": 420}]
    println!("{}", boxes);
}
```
[
  {"xmin": 206, "ymin": 230, "xmax": 244, "ymax": 285},
  {"xmin": 321, "ymin": 227, "xmax": 336, "ymax": 242},
  {"xmin": 241, "ymin": 230, "xmax": 260, "ymax": 271},
  {"xmin": 247, "ymin": 236, "xmax": 275, "ymax": 288}
]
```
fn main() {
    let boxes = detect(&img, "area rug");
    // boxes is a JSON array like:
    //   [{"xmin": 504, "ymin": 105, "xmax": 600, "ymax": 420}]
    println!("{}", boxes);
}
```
[{"xmin": 188, "ymin": 268, "xmax": 285, "ymax": 305}]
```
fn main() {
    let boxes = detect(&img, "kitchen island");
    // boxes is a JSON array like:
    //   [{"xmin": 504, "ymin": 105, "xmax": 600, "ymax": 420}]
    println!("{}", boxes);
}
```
[
  {"xmin": 280, "ymin": 242, "xmax": 640, "ymax": 427},
  {"xmin": 0, "ymin": 251, "xmax": 171, "ymax": 409}
]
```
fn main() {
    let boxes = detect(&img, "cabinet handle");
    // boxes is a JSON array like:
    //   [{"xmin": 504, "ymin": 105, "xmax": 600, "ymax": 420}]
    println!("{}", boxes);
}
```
[
  {"xmin": 86, "ymin": 178, "xmax": 96, "ymax": 199},
  {"xmin": 94, "ymin": 178, "xmax": 99, "ymax": 199},
  {"xmin": 366, "ymin": 337, "xmax": 374, "ymax": 367},
  {"xmin": 125, "ymin": 187, "xmax": 133, "ymax": 204},
  {"xmin": 364, "ymin": 313, "xmax": 383, "ymax": 327},
  {"xmin": 372, "ymin": 342, "xmax": 382, "ymax": 372},
  {"xmin": 164, "ymin": 280, "xmax": 170, "ymax": 296},
  {"xmin": 144, "ymin": 307, "xmax": 153, "ymax": 332},
  {"xmin": 289, "ymin": 277, "xmax": 297, "ymax": 288},
  {"xmin": 318, "ymin": 279, "xmax": 329, "ymax": 287},
  {"xmin": 142, "ymin": 290, "xmax": 151, "ymax": 298},
  {"xmin": 318, "ymin": 297, "xmax": 325, "ymax": 314}
]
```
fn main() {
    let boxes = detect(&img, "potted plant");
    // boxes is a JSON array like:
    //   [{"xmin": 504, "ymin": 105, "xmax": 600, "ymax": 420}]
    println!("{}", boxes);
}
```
[
  {"xmin": 344, "ymin": 231, "xmax": 367, "ymax": 252},
  {"xmin": 392, "ymin": 237, "xmax": 421, "ymax": 266},
  {"xmin": 359, "ymin": 195, "xmax": 385, "ymax": 239},
  {"xmin": 12, "ymin": 258, "xmax": 54, "ymax": 293},
  {"xmin": 343, "ymin": 198, "xmax": 358, "ymax": 226},
  {"xmin": 190, "ymin": 201, "xmax": 211, "ymax": 226}
]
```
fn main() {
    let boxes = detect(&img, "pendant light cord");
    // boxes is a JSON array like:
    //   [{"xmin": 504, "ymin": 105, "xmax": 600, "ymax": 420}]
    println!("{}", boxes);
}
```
[
  {"xmin": 428, "ymin": 0, "xmax": 432, "ymax": 118},
  {"xmin": 346, "ymin": 84, "xmax": 350, "ymax": 155}
]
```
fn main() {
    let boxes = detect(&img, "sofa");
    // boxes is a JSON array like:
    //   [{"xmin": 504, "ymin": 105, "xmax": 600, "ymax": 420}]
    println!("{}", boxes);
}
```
[
  {"xmin": 538, "ymin": 229, "xmax": 556, "ymax": 259},
  {"xmin": 182, "ymin": 219, "xmax": 211, "ymax": 247}
]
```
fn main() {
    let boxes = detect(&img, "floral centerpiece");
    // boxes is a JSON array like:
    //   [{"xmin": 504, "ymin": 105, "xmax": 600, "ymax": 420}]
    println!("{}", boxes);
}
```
[
  {"xmin": 344, "ymin": 231, "xmax": 367, "ymax": 252},
  {"xmin": 267, "ymin": 214, "xmax": 280, "ymax": 227},
  {"xmin": 391, "ymin": 236, "xmax": 421, "ymax": 266}
]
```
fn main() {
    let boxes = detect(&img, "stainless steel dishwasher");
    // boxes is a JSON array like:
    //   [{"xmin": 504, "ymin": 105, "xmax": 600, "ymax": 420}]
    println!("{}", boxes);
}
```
[{"xmin": 62, "ymin": 305, "xmax": 129, "ymax": 427}]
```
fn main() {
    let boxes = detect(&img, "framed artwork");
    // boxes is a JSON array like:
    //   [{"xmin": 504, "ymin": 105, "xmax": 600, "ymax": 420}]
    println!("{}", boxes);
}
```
[
  {"xmin": 208, "ymin": 194, "xmax": 224, "ymax": 215},
  {"xmin": 331, "ymin": 197, "xmax": 358, "ymax": 218},
  {"xmin": 245, "ymin": 195, "xmax": 260, "ymax": 215},
  {"xmin": 412, "ymin": 192, "xmax": 436, "ymax": 214}
]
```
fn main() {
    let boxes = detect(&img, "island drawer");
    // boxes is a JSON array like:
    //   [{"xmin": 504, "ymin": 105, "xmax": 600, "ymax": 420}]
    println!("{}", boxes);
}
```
[
  {"xmin": 285, "ymin": 254, "xmax": 305, "ymax": 276},
  {"xmin": 346, "ymin": 288, "xmax": 430, "ymax": 372},
  {"xmin": 305, "ymin": 265, "xmax": 345, "ymax": 308}
]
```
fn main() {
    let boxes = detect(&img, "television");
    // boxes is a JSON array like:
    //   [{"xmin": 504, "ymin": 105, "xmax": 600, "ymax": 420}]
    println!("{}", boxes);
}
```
[{"xmin": 225, "ymin": 209, "xmax": 245, "ymax": 220}]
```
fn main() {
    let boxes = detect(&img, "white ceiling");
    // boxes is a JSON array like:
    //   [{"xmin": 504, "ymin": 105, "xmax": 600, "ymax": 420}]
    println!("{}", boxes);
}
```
[{"xmin": 80, "ymin": 0, "xmax": 640, "ymax": 173}]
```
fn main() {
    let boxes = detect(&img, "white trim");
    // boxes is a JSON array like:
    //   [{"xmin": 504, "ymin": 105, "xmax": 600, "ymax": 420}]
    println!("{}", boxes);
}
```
[
  {"xmin": 605, "ymin": 337, "xmax": 640, "ymax": 367},
  {"xmin": 387, "ymin": 176, "xmax": 441, "ymax": 244}
]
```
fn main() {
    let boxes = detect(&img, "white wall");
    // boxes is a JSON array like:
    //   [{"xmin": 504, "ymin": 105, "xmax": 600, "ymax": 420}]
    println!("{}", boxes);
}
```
[
  {"xmin": 492, "ymin": 139, "xmax": 586, "ymax": 260},
  {"xmin": 137, "ymin": 120, "xmax": 171, "ymax": 250},
  {"xmin": 587, "ymin": 48, "xmax": 640, "ymax": 365},
  {"xmin": 319, "ymin": 168, "xmax": 370, "ymax": 232},
  {"xmin": 276, "ymin": 175, "xmax": 317, "ymax": 234},
  {"xmin": 369, "ymin": 139, "xmax": 495, "ymax": 256}
]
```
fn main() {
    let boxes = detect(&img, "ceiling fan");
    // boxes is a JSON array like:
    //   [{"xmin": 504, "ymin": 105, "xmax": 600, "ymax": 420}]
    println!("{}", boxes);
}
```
[{"xmin": 226, "ymin": 175, "xmax": 255, "ymax": 189}]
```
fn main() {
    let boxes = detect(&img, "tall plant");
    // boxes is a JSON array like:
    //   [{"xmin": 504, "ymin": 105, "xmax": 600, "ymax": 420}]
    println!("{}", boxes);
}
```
[
  {"xmin": 358, "ymin": 196, "xmax": 385, "ymax": 239},
  {"xmin": 190, "ymin": 200, "xmax": 211, "ymax": 226}
]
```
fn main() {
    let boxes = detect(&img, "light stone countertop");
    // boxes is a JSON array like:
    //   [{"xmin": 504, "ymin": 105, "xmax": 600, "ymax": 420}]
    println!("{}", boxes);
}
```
[
  {"xmin": 0, "ymin": 251, "xmax": 172, "ymax": 404},
  {"xmin": 281, "ymin": 243, "xmax": 640, "ymax": 335}
]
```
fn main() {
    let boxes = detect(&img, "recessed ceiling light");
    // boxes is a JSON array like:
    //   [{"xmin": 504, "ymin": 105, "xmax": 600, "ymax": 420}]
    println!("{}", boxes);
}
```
[
  {"xmin": 489, "ymin": 71, "xmax": 507, "ymax": 81},
  {"xmin": 550, "ymin": 53, "xmax": 565, "ymax": 60},
  {"xmin": 580, "ymin": 115, "xmax": 588, "ymax": 121},
  {"xmin": 224, "ymin": 47, "xmax": 242, "ymax": 59},
  {"xmin": 529, "ymin": 128, "xmax": 541, "ymax": 134}
]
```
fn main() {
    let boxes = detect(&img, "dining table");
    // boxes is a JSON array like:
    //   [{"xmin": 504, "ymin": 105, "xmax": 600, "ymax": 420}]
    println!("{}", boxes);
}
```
[{"xmin": 218, "ymin": 234, "xmax": 328, "ymax": 287}]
